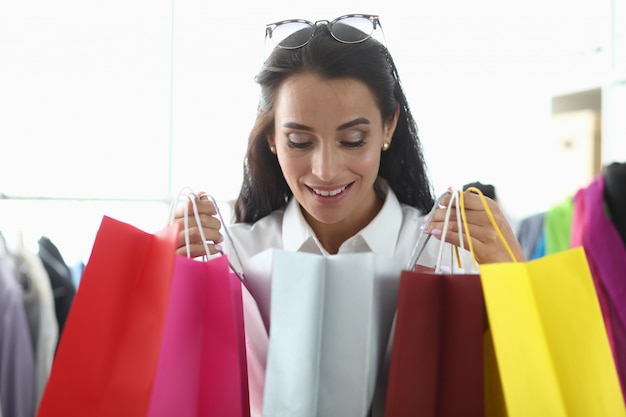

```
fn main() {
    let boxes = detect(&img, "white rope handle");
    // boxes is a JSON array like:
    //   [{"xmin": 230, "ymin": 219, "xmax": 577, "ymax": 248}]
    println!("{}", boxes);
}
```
[
  {"xmin": 407, "ymin": 188, "xmax": 467, "ymax": 273},
  {"xmin": 201, "ymin": 193, "xmax": 245, "ymax": 281},
  {"xmin": 434, "ymin": 189, "xmax": 465, "ymax": 272},
  {"xmin": 168, "ymin": 186, "xmax": 212, "ymax": 259},
  {"xmin": 168, "ymin": 187, "xmax": 245, "ymax": 282},
  {"xmin": 406, "ymin": 190, "xmax": 449, "ymax": 270}
]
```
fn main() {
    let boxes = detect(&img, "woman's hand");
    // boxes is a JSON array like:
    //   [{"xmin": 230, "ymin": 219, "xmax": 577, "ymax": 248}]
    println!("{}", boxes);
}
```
[
  {"xmin": 425, "ymin": 190, "xmax": 526, "ymax": 264},
  {"xmin": 173, "ymin": 193, "xmax": 224, "ymax": 258}
]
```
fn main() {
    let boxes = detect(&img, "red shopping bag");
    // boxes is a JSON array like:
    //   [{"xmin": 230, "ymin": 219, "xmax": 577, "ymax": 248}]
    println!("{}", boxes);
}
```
[
  {"xmin": 385, "ymin": 189, "xmax": 485, "ymax": 416},
  {"xmin": 384, "ymin": 269, "xmax": 484, "ymax": 417},
  {"xmin": 37, "ymin": 216, "xmax": 178, "ymax": 417},
  {"xmin": 146, "ymin": 254, "xmax": 251, "ymax": 417}
]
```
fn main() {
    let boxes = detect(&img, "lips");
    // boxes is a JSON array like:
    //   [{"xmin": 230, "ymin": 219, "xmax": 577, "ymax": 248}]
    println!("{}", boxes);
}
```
[{"xmin": 309, "ymin": 183, "xmax": 353, "ymax": 197}]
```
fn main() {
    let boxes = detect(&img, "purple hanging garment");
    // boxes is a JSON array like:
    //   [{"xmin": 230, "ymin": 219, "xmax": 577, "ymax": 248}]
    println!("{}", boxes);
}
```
[{"xmin": 581, "ymin": 175, "xmax": 626, "ymax": 399}]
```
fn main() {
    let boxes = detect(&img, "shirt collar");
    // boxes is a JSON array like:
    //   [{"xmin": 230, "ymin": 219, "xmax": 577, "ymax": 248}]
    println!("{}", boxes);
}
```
[
  {"xmin": 282, "ymin": 197, "xmax": 323, "ymax": 253},
  {"xmin": 357, "ymin": 182, "xmax": 403, "ymax": 259},
  {"xmin": 281, "ymin": 179, "xmax": 404, "ymax": 258}
]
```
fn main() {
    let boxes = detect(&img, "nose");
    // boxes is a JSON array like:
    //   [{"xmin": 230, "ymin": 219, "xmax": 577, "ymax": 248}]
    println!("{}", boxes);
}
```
[{"xmin": 311, "ymin": 143, "xmax": 340, "ymax": 182}]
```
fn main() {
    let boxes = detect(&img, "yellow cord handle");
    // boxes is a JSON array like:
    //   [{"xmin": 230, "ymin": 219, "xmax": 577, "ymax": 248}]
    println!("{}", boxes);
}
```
[{"xmin": 459, "ymin": 187, "xmax": 518, "ymax": 263}]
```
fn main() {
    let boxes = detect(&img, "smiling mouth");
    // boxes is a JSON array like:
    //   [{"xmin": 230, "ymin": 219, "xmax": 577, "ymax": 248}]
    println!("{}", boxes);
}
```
[{"xmin": 310, "ymin": 183, "xmax": 352, "ymax": 197}]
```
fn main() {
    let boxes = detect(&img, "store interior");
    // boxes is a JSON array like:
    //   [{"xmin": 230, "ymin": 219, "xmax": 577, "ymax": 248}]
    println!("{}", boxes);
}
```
[{"xmin": 1, "ymin": 0, "xmax": 625, "ymax": 414}]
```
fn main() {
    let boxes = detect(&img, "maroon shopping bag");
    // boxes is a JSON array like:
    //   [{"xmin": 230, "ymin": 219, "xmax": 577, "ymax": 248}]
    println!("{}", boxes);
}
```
[
  {"xmin": 146, "ymin": 254, "xmax": 251, "ymax": 417},
  {"xmin": 385, "ymin": 269, "xmax": 485, "ymax": 417},
  {"xmin": 37, "ymin": 216, "xmax": 178, "ymax": 417}
]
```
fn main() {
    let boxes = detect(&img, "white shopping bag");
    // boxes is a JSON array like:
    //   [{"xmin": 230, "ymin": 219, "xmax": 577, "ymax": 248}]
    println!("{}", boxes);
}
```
[{"xmin": 243, "ymin": 249, "xmax": 403, "ymax": 417}]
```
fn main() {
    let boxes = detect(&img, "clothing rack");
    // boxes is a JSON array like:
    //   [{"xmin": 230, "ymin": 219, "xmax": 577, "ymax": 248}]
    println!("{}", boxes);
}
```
[
  {"xmin": 0, "ymin": 192, "xmax": 171, "ymax": 203},
  {"xmin": 0, "ymin": 233, "xmax": 78, "ymax": 417}
]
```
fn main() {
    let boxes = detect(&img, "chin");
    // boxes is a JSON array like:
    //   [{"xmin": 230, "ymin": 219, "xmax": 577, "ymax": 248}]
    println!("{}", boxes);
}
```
[{"xmin": 301, "ymin": 201, "xmax": 351, "ymax": 226}]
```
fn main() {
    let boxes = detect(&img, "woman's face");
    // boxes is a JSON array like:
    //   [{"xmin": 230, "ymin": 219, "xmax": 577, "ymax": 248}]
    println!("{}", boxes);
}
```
[{"xmin": 269, "ymin": 73, "xmax": 398, "ymax": 230}]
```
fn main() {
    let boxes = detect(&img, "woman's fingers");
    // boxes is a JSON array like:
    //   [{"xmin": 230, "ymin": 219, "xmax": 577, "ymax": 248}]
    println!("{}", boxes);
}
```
[
  {"xmin": 173, "ymin": 196, "xmax": 224, "ymax": 258},
  {"xmin": 174, "ymin": 197, "xmax": 218, "ymax": 219},
  {"xmin": 176, "ymin": 217, "xmax": 223, "ymax": 245},
  {"xmin": 175, "ymin": 242, "xmax": 223, "ymax": 257},
  {"xmin": 426, "ymin": 191, "xmax": 525, "ymax": 263}
]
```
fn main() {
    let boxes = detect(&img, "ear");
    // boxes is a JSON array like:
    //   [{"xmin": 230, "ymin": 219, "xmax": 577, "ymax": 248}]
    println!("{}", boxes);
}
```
[
  {"xmin": 267, "ymin": 134, "xmax": 277, "ymax": 154},
  {"xmin": 384, "ymin": 105, "xmax": 400, "ymax": 144}
]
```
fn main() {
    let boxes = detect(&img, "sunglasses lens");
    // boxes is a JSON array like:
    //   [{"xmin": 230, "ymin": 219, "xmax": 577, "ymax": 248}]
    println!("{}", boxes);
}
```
[
  {"xmin": 269, "ymin": 22, "xmax": 314, "ymax": 49},
  {"xmin": 330, "ymin": 16, "xmax": 375, "ymax": 43}
]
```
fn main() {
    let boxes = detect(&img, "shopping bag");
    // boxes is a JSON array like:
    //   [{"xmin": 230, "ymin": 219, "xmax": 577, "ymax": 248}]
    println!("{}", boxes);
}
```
[
  {"xmin": 384, "ymin": 271, "xmax": 484, "ymax": 417},
  {"xmin": 385, "ymin": 189, "xmax": 484, "ymax": 417},
  {"xmin": 481, "ymin": 247, "xmax": 626, "ymax": 416},
  {"xmin": 36, "ymin": 216, "xmax": 178, "ymax": 417},
  {"xmin": 147, "ymin": 188, "xmax": 267, "ymax": 417},
  {"xmin": 146, "ymin": 254, "xmax": 250, "ymax": 417},
  {"xmin": 458, "ymin": 187, "xmax": 626, "ymax": 416},
  {"xmin": 243, "ymin": 249, "xmax": 403, "ymax": 417}
]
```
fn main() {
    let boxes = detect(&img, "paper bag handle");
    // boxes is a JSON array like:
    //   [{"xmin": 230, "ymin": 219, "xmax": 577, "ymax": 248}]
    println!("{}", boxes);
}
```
[
  {"xmin": 407, "ymin": 189, "xmax": 466, "ymax": 272},
  {"xmin": 168, "ymin": 187, "xmax": 245, "ymax": 282},
  {"xmin": 406, "ymin": 190, "xmax": 448, "ymax": 269},
  {"xmin": 459, "ymin": 186, "xmax": 518, "ymax": 264},
  {"xmin": 434, "ymin": 189, "xmax": 467, "ymax": 272}
]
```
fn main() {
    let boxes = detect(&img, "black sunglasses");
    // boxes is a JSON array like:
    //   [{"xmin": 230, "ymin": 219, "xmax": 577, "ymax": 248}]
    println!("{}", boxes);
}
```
[{"xmin": 265, "ymin": 14, "xmax": 383, "ymax": 49}]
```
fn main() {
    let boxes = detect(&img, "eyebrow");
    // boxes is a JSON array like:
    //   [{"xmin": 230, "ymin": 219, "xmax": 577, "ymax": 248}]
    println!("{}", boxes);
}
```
[{"xmin": 282, "ymin": 117, "xmax": 371, "ymax": 132}]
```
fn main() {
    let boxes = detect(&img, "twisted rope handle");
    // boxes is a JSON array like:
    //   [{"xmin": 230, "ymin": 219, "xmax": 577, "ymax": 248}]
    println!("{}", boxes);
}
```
[
  {"xmin": 459, "ymin": 186, "xmax": 518, "ymax": 265},
  {"xmin": 168, "ymin": 187, "xmax": 245, "ymax": 282},
  {"xmin": 407, "ymin": 188, "xmax": 465, "ymax": 272}
]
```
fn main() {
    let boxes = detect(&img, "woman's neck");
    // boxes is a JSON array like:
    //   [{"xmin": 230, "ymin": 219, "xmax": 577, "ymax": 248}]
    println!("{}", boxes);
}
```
[
  {"xmin": 603, "ymin": 162, "xmax": 626, "ymax": 245},
  {"xmin": 304, "ymin": 192, "xmax": 384, "ymax": 255}
]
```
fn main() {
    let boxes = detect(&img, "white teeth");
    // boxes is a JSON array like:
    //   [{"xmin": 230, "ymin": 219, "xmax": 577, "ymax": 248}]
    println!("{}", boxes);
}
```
[{"xmin": 312, "ymin": 185, "xmax": 347, "ymax": 197}]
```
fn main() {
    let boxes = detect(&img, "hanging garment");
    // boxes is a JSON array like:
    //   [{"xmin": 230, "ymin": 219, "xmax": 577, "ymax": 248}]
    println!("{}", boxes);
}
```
[
  {"xmin": 12, "ymin": 248, "xmax": 58, "ymax": 409},
  {"xmin": 516, "ymin": 211, "xmax": 545, "ymax": 260},
  {"xmin": 0, "ymin": 247, "xmax": 36, "ymax": 417},
  {"xmin": 37, "ymin": 237, "xmax": 75, "ymax": 340},
  {"xmin": 575, "ymin": 175, "xmax": 626, "ymax": 399},
  {"xmin": 544, "ymin": 196, "xmax": 573, "ymax": 255}
]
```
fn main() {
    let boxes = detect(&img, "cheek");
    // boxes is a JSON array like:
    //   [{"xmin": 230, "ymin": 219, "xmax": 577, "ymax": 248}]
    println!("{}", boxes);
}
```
[
  {"xmin": 276, "ymin": 155, "xmax": 306, "ymax": 178},
  {"xmin": 352, "ymin": 151, "xmax": 381, "ymax": 176}
]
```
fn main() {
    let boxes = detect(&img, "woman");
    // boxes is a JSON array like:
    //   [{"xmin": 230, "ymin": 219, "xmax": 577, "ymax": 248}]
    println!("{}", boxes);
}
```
[
  {"xmin": 173, "ymin": 15, "xmax": 525, "ymax": 416},
  {"xmin": 175, "ymin": 14, "xmax": 525, "ymax": 267}
]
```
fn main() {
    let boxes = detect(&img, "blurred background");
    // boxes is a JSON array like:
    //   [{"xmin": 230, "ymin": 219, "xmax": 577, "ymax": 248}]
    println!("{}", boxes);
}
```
[{"xmin": 1, "ymin": 0, "xmax": 625, "ymax": 267}]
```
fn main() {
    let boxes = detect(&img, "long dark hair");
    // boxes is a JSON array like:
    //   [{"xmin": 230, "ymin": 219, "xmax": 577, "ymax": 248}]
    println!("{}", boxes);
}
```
[{"xmin": 235, "ymin": 24, "xmax": 434, "ymax": 223}]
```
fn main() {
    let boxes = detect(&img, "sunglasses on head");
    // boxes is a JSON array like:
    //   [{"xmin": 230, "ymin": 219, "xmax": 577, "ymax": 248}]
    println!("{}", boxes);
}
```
[{"xmin": 265, "ymin": 14, "xmax": 383, "ymax": 49}]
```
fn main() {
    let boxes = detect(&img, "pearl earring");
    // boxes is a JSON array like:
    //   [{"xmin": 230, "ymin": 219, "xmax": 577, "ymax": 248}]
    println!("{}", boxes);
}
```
[
  {"xmin": 382, "ymin": 142, "xmax": 390, "ymax": 151},
  {"xmin": 270, "ymin": 145, "xmax": 276, "ymax": 154}
]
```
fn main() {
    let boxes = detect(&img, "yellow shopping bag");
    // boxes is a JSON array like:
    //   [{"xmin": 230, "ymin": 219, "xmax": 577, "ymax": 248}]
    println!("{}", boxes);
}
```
[{"xmin": 460, "ymin": 188, "xmax": 626, "ymax": 417}]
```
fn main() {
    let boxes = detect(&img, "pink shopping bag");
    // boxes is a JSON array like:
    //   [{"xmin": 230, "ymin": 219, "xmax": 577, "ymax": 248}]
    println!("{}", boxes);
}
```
[{"xmin": 146, "ymin": 255, "xmax": 251, "ymax": 417}]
